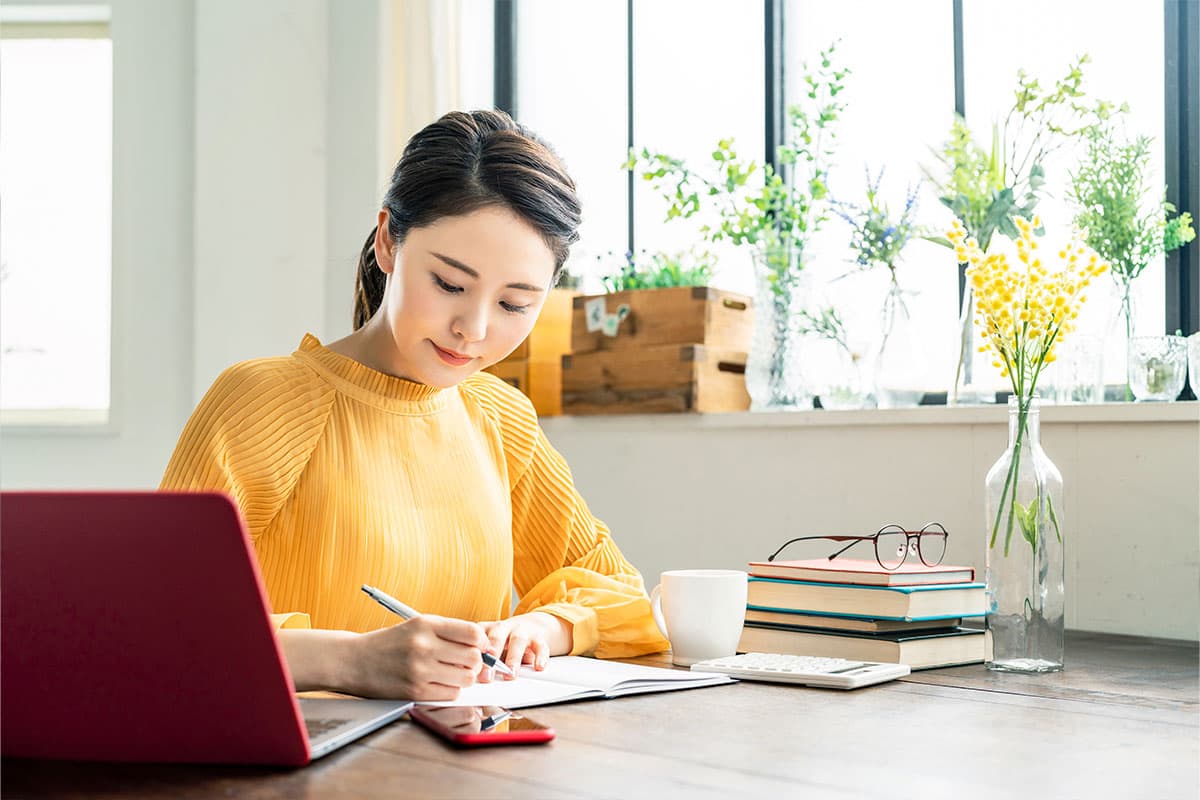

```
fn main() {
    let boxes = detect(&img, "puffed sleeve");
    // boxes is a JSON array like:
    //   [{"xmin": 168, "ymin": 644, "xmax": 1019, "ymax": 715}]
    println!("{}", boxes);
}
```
[
  {"xmin": 160, "ymin": 357, "xmax": 334, "ymax": 624},
  {"xmin": 159, "ymin": 357, "xmax": 334, "ymax": 540},
  {"xmin": 460, "ymin": 373, "xmax": 669, "ymax": 658}
]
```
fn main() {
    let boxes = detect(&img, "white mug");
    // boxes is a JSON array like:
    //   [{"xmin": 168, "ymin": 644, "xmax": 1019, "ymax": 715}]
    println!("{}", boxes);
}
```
[{"xmin": 649, "ymin": 569, "xmax": 748, "ymax": 666}]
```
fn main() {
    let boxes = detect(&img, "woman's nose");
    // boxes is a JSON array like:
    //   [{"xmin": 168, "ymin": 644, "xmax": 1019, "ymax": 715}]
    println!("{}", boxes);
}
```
[{"xmin": 452, "ymin": 303, "xmax": 488, "ymax": 343}]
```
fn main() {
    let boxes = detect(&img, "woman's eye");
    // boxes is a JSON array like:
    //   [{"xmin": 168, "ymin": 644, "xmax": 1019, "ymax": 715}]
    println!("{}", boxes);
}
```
[
  {"xmin": 500, "ymin": 301, "xmax": 529, "ymax": 315},
  {"xmin": 432, "ymin": 274, "xmax": 463, "ymax": 294}
]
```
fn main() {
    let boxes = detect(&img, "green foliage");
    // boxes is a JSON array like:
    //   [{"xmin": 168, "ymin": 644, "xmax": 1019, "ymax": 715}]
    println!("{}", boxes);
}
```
[
  {"xmin": 925, "ymin": 54, "xmax": 1123, "ymax": 254},
  {"xmin": 1069, "ymin": 123, "xmax": 1196, "ymax": 288},
  {"xmin": 599, "ymin": 248, "xmax": 715, "ymax": 293},
  {"xmin": 625, "ymin": 42, "xmax": 847, "ymax": 298},
  {"xmin": 795, "ymin": 306, "xmax": 858, "ymax": 362},
  {"xmin": 832, "ymin": 169, "xmax": 922, "ymax": 277}
]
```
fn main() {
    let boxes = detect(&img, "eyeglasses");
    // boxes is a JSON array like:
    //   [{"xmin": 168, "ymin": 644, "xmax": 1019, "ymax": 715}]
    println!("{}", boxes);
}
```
[{"xmin": 766, "ymin": 522, "xmax": 949, "ymax": 571}]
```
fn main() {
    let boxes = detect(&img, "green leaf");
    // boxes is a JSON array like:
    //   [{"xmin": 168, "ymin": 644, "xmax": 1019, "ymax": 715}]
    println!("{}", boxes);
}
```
[
  {"xmin": 1047, "ymin": 493, "xmax": 1062, "ymax": 544},
  {"xmin": 1014, "ymin": 498, "xmax": 1039, "ymax": 553}
]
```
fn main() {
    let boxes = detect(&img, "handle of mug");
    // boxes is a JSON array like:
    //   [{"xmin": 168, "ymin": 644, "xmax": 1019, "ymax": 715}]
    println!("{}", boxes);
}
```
[{"xmin": 649, "ymin": 584, "xmax": 668, "ymax": 639}]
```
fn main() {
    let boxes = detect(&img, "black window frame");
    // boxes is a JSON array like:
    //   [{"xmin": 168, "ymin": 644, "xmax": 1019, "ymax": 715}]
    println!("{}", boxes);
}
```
[{"xmin": 495, "ymin": 0, "xmax": 1199, "ymax": 343}]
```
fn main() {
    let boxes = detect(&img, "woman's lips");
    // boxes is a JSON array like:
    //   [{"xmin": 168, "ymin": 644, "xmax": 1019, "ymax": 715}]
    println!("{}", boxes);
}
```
[{"xmin": 431, "ymin": 341, "xmax": 474, "ymax": 366}]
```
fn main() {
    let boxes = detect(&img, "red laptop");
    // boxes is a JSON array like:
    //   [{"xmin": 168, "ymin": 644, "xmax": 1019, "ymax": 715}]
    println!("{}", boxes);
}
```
[{"xmin": 0, "ymin": 491, "xmax": 412, "ymax": 765}]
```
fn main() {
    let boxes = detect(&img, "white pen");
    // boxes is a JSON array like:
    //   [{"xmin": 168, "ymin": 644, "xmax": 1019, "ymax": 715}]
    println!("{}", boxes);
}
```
[{"xmin": 360, "ymin": 584, "xmax": 515, "ymax": 677}]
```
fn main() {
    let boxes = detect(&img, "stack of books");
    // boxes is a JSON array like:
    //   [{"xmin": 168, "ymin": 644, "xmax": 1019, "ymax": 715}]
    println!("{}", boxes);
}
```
[{"xmin": 740, "ymin": 557, "xmax": 987, "ymax": 669}]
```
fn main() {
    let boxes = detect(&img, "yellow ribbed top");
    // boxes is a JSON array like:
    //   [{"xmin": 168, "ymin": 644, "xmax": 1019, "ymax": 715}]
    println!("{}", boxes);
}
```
[{"xmin": 161, "ymin": 334, "xmax": 668, "ymax": 658}]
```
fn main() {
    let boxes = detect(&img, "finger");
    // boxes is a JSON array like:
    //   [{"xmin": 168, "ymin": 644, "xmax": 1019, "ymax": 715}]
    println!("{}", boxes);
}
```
[
  {"xmin": 429, "ymin": 640, "xmax": 484, "ymax": 674},
  {"xmin": 430, "ymin": 616, "xmax": 491, "ymax": 651},
  {"xmin": 484, "ymin": 622, "xmax": 512, "ymax": 663},
  {"xmin": 431, "ymin": 659, "xmax": 480, "ymax": 689},
  {"xmin": 529, "ymin": 636, "xmax": 550, "ymax": 670},
  {"xmin": 504, "ymin": 634, "xmax": 530, "ymax": 678}
]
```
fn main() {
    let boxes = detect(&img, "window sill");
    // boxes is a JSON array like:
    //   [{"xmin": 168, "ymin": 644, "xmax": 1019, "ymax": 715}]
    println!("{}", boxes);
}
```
[
  {"xmin": 542, "ymin": 400, "xmax": 1200, "ymax": 432},
  {"xmin": 0, "ymin": 408, "xmax": 115, "ymax": 436}
]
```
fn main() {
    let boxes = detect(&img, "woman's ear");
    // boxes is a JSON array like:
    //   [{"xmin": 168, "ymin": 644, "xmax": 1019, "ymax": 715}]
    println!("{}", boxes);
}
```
[{"xmin": 374, "ymin": 210, "xmax": 396, "ymax": 274}]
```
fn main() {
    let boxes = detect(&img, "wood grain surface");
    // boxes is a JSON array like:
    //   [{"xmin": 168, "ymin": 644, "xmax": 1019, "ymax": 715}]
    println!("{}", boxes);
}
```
[{"xmin": 4, "ymin": 631, "xmax": 1196, "ymax": 799}]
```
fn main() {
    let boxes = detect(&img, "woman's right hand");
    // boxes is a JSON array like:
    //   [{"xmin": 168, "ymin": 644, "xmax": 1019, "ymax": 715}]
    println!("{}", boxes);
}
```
[{"xmin": 342, "ymin": 615, "xmax": 495, "ymax": 701}]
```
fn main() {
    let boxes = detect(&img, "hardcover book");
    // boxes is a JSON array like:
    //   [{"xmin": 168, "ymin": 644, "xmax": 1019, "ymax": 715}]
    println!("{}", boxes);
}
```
[
  {"xmin": 738, "ymin": 623, "xmax": 985, "ymax": 670},
  {"xmin": 747, "ymin": 577, "xmax": 986, "ymax": 621},
  {"xmin": 743, "ymin": 607, "xmax": 964, "ymax": 633},
  {"xmin": 747, "ymin": 557, "xmax": 975, "ymax": 586}
]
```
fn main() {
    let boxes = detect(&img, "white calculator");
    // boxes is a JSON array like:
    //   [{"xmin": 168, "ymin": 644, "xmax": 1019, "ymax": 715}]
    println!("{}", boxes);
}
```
[{"xmin": 689, "ymin": 653, "xmax": 911, "ymax": 690}]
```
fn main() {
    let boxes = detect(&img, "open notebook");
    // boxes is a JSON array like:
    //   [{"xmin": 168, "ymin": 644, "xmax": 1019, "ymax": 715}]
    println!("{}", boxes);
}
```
[{"xmin": 421, "ymin": 656, "xmax": 735, "ymax": 709}]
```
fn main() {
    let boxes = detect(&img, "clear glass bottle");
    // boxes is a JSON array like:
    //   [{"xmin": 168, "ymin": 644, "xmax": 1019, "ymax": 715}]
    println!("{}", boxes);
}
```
[{"xmin": 984, "ymin": 396, "xmax": 1065, "ymax": 673}]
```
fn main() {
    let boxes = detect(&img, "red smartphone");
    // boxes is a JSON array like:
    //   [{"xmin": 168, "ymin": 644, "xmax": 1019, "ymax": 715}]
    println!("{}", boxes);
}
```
[{"xmin": 409, "ymin": 705, "xmax": 555, "ymax": 747}]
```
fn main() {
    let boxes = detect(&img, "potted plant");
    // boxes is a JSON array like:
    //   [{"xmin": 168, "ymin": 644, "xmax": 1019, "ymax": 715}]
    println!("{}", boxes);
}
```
[
  {"xmin": 626, "ymin": 42, "xmax": 847, "ymax": 410},
  {"xmin": 563, "ymin": 247, "xmax": 753, "ymax": 415},
  {"xmin": 924, "ymin": 54, "xmax": 1123, "ymax": 403},
  {"xmin": 1068, "ymin": 122, "xmax": 1195, "ymax": 397},
  {"xmin": 599, "ymin": 247, "xmax": 715, "ymax": 293}
]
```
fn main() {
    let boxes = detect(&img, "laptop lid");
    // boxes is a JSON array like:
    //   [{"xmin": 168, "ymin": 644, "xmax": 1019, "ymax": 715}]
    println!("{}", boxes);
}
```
[{"xmin": 0, "ymin": 491, "xmax": 408, "ymax": 766}]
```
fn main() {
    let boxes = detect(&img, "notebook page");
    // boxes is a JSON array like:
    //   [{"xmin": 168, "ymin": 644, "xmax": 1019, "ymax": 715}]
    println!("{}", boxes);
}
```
[
  {"xmin": 417, "ymin": 656, "xmax": 729, "ymax": 708},
  {"xmin": 418, "ymin": 673, "xmax": 592, "ymax": 708},
  {"xmin": 532, "ymin": 656, "xmax": 720, "ymax": 690}
]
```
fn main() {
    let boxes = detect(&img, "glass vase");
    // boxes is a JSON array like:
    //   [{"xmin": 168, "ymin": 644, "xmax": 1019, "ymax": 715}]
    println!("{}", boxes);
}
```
[
  {"xmin": 950, "ymin": 280, "xmax": 993, "ymax": 405},
  {"xmin": 745, "ymin": 248, "xmax": 811, "ymax": 411},
  {"xmin": 1107, "ymin": 281, "xmax": 1137, "ymax": 401},
  {"xmin": 984, "ymin": 396, "xmax": 1064, "ymax": 673},
  {"xmin": 874, "ymin": 279, "xmax": 921, "ymax": 408}
]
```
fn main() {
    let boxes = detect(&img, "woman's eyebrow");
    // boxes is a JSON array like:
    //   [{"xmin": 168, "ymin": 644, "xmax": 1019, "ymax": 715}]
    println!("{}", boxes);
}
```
[{"xmin": 430, "ymin": 251, "xmax": 545, "ymax": 293}]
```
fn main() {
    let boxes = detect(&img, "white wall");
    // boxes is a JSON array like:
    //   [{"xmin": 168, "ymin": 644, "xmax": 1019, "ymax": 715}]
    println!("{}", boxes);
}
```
[
  {"xmin": 1, "ymin": 0, "xmax": 386, "ymax": 488},
  {"xmin": 543, "ymin": 404, "xmax": 1200, "ymax": 641},
  {"xmin": 1, "ymin": 0, "xmax": 195, "ymax": 489}
]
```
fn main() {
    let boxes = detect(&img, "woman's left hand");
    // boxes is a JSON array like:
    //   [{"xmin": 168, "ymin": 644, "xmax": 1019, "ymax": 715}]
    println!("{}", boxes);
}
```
[{"xmin": 478, "ymin": 612, "xmax": 570, "ymax": 680}]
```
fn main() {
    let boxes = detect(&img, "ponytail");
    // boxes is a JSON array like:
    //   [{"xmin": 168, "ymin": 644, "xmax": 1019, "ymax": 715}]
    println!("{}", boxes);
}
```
[{"xmin": 353, "ymin": 226, "xmax": 386, "ymax": 330}]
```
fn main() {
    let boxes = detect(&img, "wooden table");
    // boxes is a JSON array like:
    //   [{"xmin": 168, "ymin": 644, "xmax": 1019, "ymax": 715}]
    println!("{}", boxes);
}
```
[{"xmin": 4, "ymin": 631, "xmax": 1196, "ymax": 799}]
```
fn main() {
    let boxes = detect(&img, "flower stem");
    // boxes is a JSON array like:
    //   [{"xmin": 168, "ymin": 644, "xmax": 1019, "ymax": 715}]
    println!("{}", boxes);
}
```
[{"xmin": 990, "ymin": 400, "xmax": 1028, "ymax": 556}]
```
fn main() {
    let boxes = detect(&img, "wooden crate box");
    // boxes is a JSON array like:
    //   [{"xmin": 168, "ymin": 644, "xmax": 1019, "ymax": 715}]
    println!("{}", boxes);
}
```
[
  {"xmin": 511, "ymin": 288, "xmax": 574, "ymax": 360},
  {"xmin": 571, "ymin": 286, "xmax": 752, "ymax": 355},
  {"xmin": 561, "ymin": 344, "xmax": 749, "ymax": 415},
  {"xmin": 485, "ymin": 288, "xmax": 575, "ymax": 417},
  {"xmin": 485, "ymin": 358, "xmax": 564, "ymax": 417}
]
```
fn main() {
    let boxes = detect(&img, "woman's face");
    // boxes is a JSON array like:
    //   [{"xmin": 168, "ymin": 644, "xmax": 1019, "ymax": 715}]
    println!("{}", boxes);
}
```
[{"xmin": 373, "ymin": 205, "xmax": 557, "ymax": 388}]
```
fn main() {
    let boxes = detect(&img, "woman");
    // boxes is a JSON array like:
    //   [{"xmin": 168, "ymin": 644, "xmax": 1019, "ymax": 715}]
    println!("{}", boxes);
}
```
[{"xmin": 161, "ymin": 110, "xmax": 668, "ymax": 701}]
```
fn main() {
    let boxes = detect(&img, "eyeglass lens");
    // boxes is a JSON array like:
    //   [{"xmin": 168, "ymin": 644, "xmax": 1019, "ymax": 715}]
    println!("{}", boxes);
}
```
[
  {"xmin": 874, "ymin": 528, "xmax": 909, "ymax": 569},
  {"xmin": 918, "ymin": 524, "xmax": 947, "ymax": 566},
  {"xmin": 874, "ymin": 525, "xmax": 948, "ymax": 569}
]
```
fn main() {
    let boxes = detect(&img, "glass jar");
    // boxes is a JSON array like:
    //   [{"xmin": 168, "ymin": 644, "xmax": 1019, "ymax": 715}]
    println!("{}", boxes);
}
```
[
  {"xmin": 984, "ymin": 396, "xmax": 1064, "ymax": 673},
  {"xmin": 1127, "ymin": 335, "xmax": 1187, "ymax": 402}
]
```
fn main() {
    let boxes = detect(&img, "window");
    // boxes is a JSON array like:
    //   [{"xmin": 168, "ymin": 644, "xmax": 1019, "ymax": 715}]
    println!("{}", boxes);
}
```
[
  {"xmin": 516, "ymin": 0, "xmax": 629, "ymax": 291},
  {"xmin": 504, "ymin": 1, "xmax": 1189, "ymax": 400},
  {"xmin": 631, "ymin": 0, "xmax": 764, "ymax": 298},
  {"xmin": 785, "ymin": 0, "xmax": 955, "ymax": 397},
  {"xmin": 1, "ymin": 8, "xmax": 112, "ymax": 424},
  {"xmin": 963, "ymin": 0, "xmax": 1167, "ymax": 388}
]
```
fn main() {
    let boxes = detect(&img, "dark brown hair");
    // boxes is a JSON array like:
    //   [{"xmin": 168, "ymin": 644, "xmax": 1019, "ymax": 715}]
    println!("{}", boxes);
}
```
[{"xmin": 352, "ymin": 110, "xmax": 581, "ymax": 330}]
